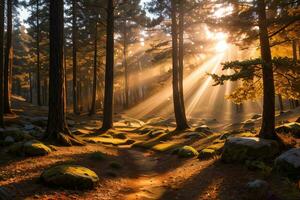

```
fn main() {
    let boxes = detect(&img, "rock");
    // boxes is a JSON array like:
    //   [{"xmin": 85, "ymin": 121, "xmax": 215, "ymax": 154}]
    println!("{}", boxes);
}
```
[
  {"xmin": 184, "ymin": 132, "xmax": 207, "ymax": 139},
  {"xmin": 193, "ymin": 125, "xmax": 212, "ymax": 134},
  {"xmin": 24, "ymin": 124, "xmax": 35, "ymax": 131},
  {"xmin": 67, "ymin": 120, "xmax": 76, "ymax": 126},
  {"xmin": 23, "ymin": 140, "xmax": 52, "ymax": 156},
  {"xmin": 251, "ymin": 114, "xmax": 262, "ymax": 120},
  {"xmin": 275, "ymin": 122, "xmax": 300, "ymax": 138},
  {"xmin": 242, "ymin": 119, "xmax": 256, "ymax": 129},
  {"xmin": 177, "ymin": 146, "xmax": 199, "ymax": 158},
  {"xmin": 199, "ymin": 149, "xmax": 217, "ymax": 160},
  {"xmin": 221, "ymin": 137, "xmax": 279, "ymax": 163},
  {"xmin": 246, "ymin": 179, "xmax": 269, "ymax": 199},
  {"xmin": 40, "ymin": 165, "xmax": 99, "ymax": 189},
  {"xmin": 275, "ymin": 148, "xmax": 300, "ymax": 179},
  {"xmin": 0, "ymin": 186, "xmax": 15, "ymax": 200},
  {"xmin": 4, "ymin": 136, "xmax": 15, "ymax": 144}
]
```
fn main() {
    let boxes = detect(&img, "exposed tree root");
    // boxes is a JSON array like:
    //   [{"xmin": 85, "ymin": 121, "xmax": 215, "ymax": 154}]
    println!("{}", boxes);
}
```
[{"xmin": 46, "ymin": 129, "xmax": 85, "ymax": 146}]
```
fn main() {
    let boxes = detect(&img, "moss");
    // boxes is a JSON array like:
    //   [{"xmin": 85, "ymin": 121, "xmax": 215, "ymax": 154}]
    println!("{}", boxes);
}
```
[
  {"xmin": 84, "ymin": 137, "xmax": 129, "ymax": 145},
  {"xmin": 89, "ymin": 151, "xmax": 106, "ymax": 161},
  {"xmin": 235, "ymin": 132, "xmax": 256, "ymax": 138},
  {"xmin": 177, "ymin": 146, "xmax": 199, "ymax": 158},
  {"xmin": 136, "ymin": 132, "xmax": 172, "ymax": 149},
  {"xmin": 40, "ymin": 165, "xmax": 99, "ymax": 190},
  {"xmin": 112, "ymin": 133, "xmax": 127, "ymax": 139},
  {"xmin": 275, "ymin": 122, "xmax": 300, "ymax": 138},
  {"xmin": 152, "ymin": 142, "xmax": 180, "ymax": 152},
  {"xmin": 206, "ymin": 142, "xmax": 224, "ymax": 154}
]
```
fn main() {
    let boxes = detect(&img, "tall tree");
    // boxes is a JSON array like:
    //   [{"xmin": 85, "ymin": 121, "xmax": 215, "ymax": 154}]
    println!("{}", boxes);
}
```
[
  {"xmin": 46, "ymin": 0, "xmax": 82, "ymax": 146},
  {"xmin": 36, "ymin": 0, "xmax": 41, "ymax": 106},
  {"xmin": 100, "ymin": 0, "xmax": 114, "ymax": 131},
  {"xmin": 0, "ymin": 0, "xmax": 4, "ymax": 127},
  {"xmin": 90, "ymin": 18, "xmax": 98, "ymax": 115},
  {"xmin": 257, "ymin": 0, "xmax": 276, "ymax": 139},
  {"xmin": 4, "ymin": 0, "xmax": 13, "ymax": 114},
  {"xmin": 72, "ymin": 0, "xmax": 79, "ymax": 114},
  {"xmin": 171, "ymin": 0, "xmax": 188, "ymax": 130}
]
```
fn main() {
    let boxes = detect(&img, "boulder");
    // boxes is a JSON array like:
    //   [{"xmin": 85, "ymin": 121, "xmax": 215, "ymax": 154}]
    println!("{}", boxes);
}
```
[
  {"xmin": 275, "ymin": 148, "xmax": 300, "ymax": 179},
  {"xmin": 4, "ymin": 136, "xmax": 15, "ymax": 144},
  {"xmin": 177, "ymin": 146, "xmax": 199, "ymax": 158},
  {"xmin": 275, "ymin": 122, "xmax": 300, "ymax": 138},
  {"xmin": 23, "ymin": 140, "xmax": 52, "ymax": 156},
  {"xmin": 194, "ymin": 125, "xmax": 212, "ymax": 134},
  {"xmin": 0, "ymin": 186, "xmax": 15, "ymax": 200},
  {"xmin": 246, "ymin": 179, "xmax": 269, "ymax": 199},
  {"xmin": 221, "ymin": 137, "xmax": 279, "ymax": 163},
  {"xmin": 199, "ymin": 149, "xmax": 217, "ymax": 160},
  {"xmin": 40, "ymin": 165, "xmax": 99, "ymax": 190}
]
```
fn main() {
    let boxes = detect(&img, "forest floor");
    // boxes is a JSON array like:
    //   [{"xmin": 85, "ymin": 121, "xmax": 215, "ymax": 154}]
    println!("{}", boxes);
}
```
[{"xmin": 0, "ymin": 97, "xmax": 300, "ymax": 200}]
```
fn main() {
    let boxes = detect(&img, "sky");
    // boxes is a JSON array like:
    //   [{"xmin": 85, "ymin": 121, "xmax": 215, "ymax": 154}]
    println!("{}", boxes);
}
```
[{"xmin": 18, "ymin": 0, "xmax": 152, "ymax": 27}]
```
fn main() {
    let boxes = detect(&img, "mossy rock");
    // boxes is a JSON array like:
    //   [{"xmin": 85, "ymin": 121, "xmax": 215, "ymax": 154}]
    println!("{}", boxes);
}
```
[
  {"xmin": 275, "ymin": 122, "xmax": 300, "ymax": 138},
  {"xmin": 40, "ymin": 165, "xmax": 99, "ymax": 190},
  {"xmin": 177, "ymin": 146, "xmax": 199, "ymax": 158},
  {"xmin": 152, "ymin": 142, "xmax": 180, "ymax": 152},
  {"xmin": 112, "ymin": 132, "xmax": 127, "ymax": 139},
  {"xmin": 193, "ymin": 125, "xmax": 212, "ymax": 134},
  {"xmin": 0, "ymin": 130, "xmax": 25, "ymax": 142},
  {"xmin": 198, "ymin": 149, "xmax": 217, "ymax": 160},
  {"xmin": 221, "ymin": 137, "xmax": 279, "ymax": 163},
  {"xmin": 235, "ymin": 132, "xmax": 256, "ymax": 138},
  {"xmin": 206, "ymin": 142, "xmax": 224, "ymax": 154},
  {"xmin": 275, "ymin": 148, "xmax": 300, "ymax": 179},
  {"xmin": 136, "ymin": 132, "xmax": 172, "ymax": 149},
  {"xmin": 84, "ymin": 137, "xmax": 129, "ymax": 145},
  {"xmin": 23, "ymin": 140, "xmax": 52, "ymax": 156},
  {"xmin": 89, "ymin": 151, "xmax": 106, "ymax": 161},
  {"xmin": 7, "ymin": 142, "xmax": 24, "ymax": 155}
]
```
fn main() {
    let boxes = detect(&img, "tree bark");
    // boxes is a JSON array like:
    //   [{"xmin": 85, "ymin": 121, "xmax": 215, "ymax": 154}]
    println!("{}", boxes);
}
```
[
  {"xmin": 171, "ymin": 0, "xmax": 188, "ymax": 131},
  {"xmin": 4, "ymin": 0, "xmax": 12, "ymax": 114},
  {"xmin": 100, "ymin": 0, "xmax": 114, "ymax": 131},
  {"xmin": 0, "ymin": 0, "xmax": 4, "ymax": 127},
  {"xmin": 178, "ymin": 0, "xmax": 189, "ymax": 128},
  {"xmin": 36, "ymin": 0, "xmax": 41, "ymax": 106},
  {"xmin": 47, "ymin": 0, "xmax": 82, "ymax": 146},
  {"xmin": 123, "ymin": 19, "xmax": 129, "ymax": 108},
  {"xmin": 257, "ymin": 0, "xmax": 277, "ymax": 139},
  {"xmin": 72, "ymin": 0, "xmax": 79, "ymax": 114},
  {"xmin": 90, "ymin": 20, "xmax": 98, "ymax": 115},
  {"xmin": 29, "ymin": 72, "xmax": 33, "ymax": 103}
]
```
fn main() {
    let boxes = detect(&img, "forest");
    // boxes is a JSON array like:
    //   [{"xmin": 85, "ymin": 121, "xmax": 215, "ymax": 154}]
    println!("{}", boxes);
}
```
[{"xmin": 0, "ymin": 0, "xmax": 300, "ymax": 199}]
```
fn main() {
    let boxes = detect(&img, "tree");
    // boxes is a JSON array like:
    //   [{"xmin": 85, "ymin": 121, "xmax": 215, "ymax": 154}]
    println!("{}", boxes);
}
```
[
  {"xmin": 4, "ymin": 0, "xmax": 13, "ymax": 114},
  {"xmin": 0, "ymin": 0, "xmax": 4, "ymax": 127},
  {"xmin": 100, "ymin": 0, "xmax": 114, "ymax": 131},
  {"xmin": 72, "ymin": 0, "xmax": 79, "ymax": 114},
  {"xmin": 171, "ymin": 0, "xmax": 188, "ymax": 130},
  {"xmin": 46, "ymin": 0, "xmax": 82, "ymax": 146},
  {"xmin": 36, "ymin": 0, "xmax": 41, "ymax": 106}
]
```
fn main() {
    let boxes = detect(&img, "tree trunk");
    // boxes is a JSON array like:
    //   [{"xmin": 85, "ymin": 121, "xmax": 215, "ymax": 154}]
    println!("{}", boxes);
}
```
[
  {"xmin": 90, "ymin": 21, "xmax": 98, "ymax": 115},
  {"xmin": 171, "ymin": 0, "xmax": 188, "ymax": 131},
  {"xmin": 178, "ymin": 0, "xmax": 189, "ymax": 128},
  {"xmin": 72, "ymin": 0, "xmax": 79, "ymax": 114},
  {"xmin": 100, "ymin": 0, "xmax": 114, "ymax": 131},
  {"xmin": 257, "ymin": 0, "xmax": 277, "ymax": 139},
  {"xmin": 36, "ymin": 0, "xmax": 41, "ymax": 106},
  {"xmin": 0, "ymin": 0, "xmax": 4, "ymax": 127},
  {"xmin": 47, "ymin": 0, "xmax": 82, "ymax": 146},
  {"xmin": 4, "ymin": 0, "xmax": 12, "ymax": 114},
  {"xmin": 64, "ymin": 46, "xmax": 68, "ymax": 112},
  {"xmin": 123, "ymin": 19, "xmax": 129, "ymax": 108}
]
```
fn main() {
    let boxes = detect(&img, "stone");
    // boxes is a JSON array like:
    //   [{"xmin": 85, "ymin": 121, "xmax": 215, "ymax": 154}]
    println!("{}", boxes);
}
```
[
  {"xmin": 0, "ymin": 186, "xmax": 15, "ymax": 200},
  {"xmin": 40, "ymin": 165, "xmax": 99, "ymax": 189},
  {"xmin": 193, "ymin": 125, "xmax": 212, "ymax": 134},
  {"xmin": 251, "ymin": 114, "xmax": 262, "ymax": 120},
  {"xmin": 177, "ymin": 146, "xmax": 199, "ymax": 158},
  {"xmin": 275, "ymin": 122, "xmax": 300, "ymax": 138},
  {"xmin": 4, "ymin": 136, "xmax": 15, "ymax": 144},
  {"xmin": 23, "ymin": 140, "xmax": 52, "ymax": 156},
  {"xmin": 221, "ymin": 137, "xmax": 279, "ymax": 163},
  {"xmin": 24, "ymin": 124, "xmax": 35, "ymax": 131},
  {"xmin": 275, "ymin": 148, "xmax": 300, "ymax": 179},
  {"xmin": 246, "ymin": 179, "xmax": 269, "ymax": 199},
  {"xmin": 199, "ymin": 149, "xmax": 217, "ymax": 160}
]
